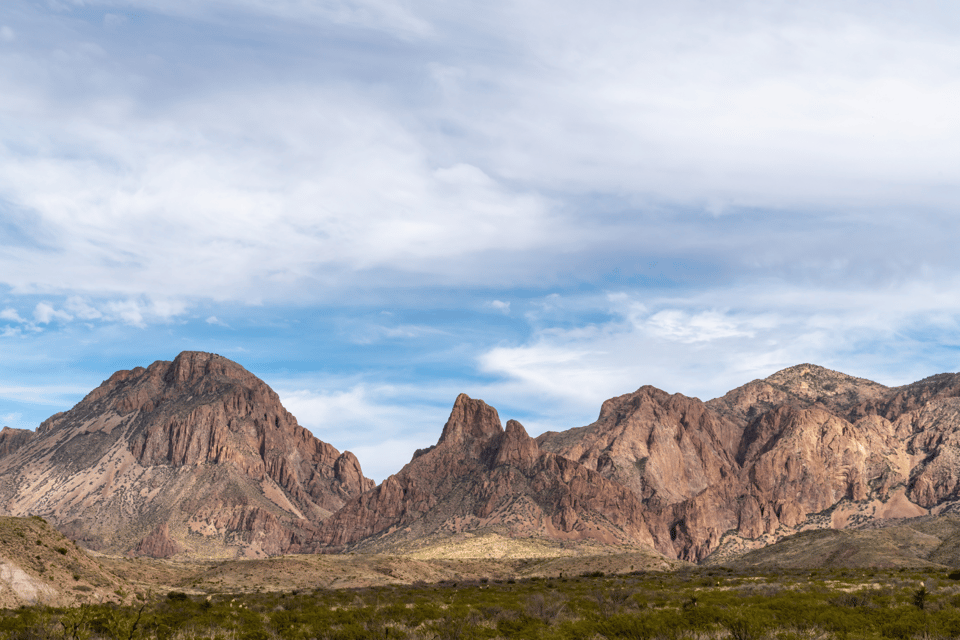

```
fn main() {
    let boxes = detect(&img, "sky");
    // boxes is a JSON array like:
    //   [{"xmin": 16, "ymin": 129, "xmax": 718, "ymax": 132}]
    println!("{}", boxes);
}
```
[{"xmin": 2, "ymin": 1, "xmax": 960, "ymax": 482}]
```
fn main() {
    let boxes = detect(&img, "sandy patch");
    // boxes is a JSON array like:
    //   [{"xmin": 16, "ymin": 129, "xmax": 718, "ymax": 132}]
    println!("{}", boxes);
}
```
[{"xmin": 0, "ymin": 560, "xmax": 59, "ymax": 604}]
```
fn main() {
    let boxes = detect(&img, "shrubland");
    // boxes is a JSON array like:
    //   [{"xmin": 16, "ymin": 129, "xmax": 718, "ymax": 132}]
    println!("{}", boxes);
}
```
[{"xmin": 4, "ymin": 567, "xmax": 960, "ymax": 639}]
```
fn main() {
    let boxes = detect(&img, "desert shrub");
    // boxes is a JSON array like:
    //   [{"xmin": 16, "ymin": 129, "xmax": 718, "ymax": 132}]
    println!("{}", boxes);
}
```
[
  {"xmin": 594, "ymin": 613, "xmax": 663, "ymax": 640},
  {"xmin": 724, "ymin": 611, "xmax": 769, "ymax": 640},
  {"xmin": 525, "ymin": 591, "xmax": 567, "ymax": 623},
  {"xmin": 830, "ymin": 592, "xmax": 869, "ymax": 608},
  {"xmin": 496, "ymin": 612, "xmax": 542, "ymax": 640},
  {"xmin": 914, "ymin": 585, "xmax": 928, "ymax": 610}
]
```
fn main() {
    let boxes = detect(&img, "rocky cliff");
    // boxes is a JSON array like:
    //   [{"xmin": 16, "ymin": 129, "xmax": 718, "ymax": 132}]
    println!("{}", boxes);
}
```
[
  {"xmin": 539, "ymin": 364, "xmax": 960, "ymax": 562},
  {"xmin": 0, "ymin": 427, "xmax": 35, "ymax": 459},
  {"xmin": 0, "ymin": 352, "xmax": 373, "ymax": 558},
  {"xmin": 312, "ymin": 394, "xmax": 656, "ymax": 552}
]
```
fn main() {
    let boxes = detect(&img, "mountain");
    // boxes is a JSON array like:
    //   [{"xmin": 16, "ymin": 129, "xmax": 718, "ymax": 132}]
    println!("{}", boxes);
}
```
[
  {"xmin": 0, "ymin": 352, "xmax": 373, "ymax": 559},
  {"xmin": 538, "ymin": 364, "xmax": 960, "ymax": 562},
  {"xmin": 9, "ymin": 353, "xmax": 960, "ymax": 567},
  {"xmin": 311, "ymin": 394, "xmax": 657, "ymax": 552}
]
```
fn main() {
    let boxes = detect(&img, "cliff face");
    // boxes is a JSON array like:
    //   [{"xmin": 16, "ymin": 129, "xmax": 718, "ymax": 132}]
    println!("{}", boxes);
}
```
[
  {"xmin": 0, "ymin": 352, "xmax": 373, "ymax": 558},
  {"xmin": 312, "ymin": 394, "xmax": 656, "ymax": 552},
  {"xmin": 0, "ymin": 427, "xmax": 35, "ymax": 459},
  {"xmin": 539, "ymin": 364, "xmax": 960, "ymax": 562}
]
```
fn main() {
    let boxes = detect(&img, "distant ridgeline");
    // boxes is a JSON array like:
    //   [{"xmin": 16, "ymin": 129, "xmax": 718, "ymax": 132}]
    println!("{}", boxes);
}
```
[{"xmin": 3, "ymin": 352, "xmax": 960, "ymax": 564}]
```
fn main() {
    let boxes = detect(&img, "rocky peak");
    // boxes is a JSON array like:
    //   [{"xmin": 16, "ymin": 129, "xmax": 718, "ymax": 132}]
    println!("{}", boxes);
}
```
[
  {"xmin": 437, "ymin": 393, "xmax": 503, "ymax": 450},
  {"xmin": 764, "ymin": 364, "xmax": 889, "ymax": 412},
  {"xmin": 0, "ymin": 351, "xmax": 373, "ymax": 559},
  {"xmin": 490, "ymin": 419, "xmax": 539, "ymax": 469},
  {"xmin": 313, "ymin": 395, "xmax": 656, "ymax": 552},
  {"xmin": 164, "ymin": 351, "xmax": 241, "ymax": 386}
]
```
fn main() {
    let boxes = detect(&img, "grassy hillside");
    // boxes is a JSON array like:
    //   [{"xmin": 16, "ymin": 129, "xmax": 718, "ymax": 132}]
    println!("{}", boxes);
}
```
[{"xmin": 0, "ymin": 516, "xmax": 131, "ymax": 607}]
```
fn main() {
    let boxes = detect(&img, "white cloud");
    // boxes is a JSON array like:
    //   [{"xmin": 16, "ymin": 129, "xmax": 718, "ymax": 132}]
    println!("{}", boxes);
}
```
[
  {"xmin": 0, "ymin": 384, "xmax": 92, "ymax": 406},
  {"xmin": 478, "ymin": 282, "xmax": 960, "ymax": 429},
  {"xmin": 0, "ymin": 412, "xmax": 21, "ymax": 426},
  {"xmin": 33, "ymin": 302, "xmax": 72, "ymax": 324},
  {"xmin": 0, "ymin": 82, "xmax": 556, "ymax": 301},
  {"xmin": 0, "ymin": 308, "xmax": 26, "ymax": 324},
  {"xmin": 489, "ymin": 300, "xmax": 510, "ymax": 314},
  {"xmin": 92, "ymin": 0, "xmax": 433, "ymax": 37},
  {"xmin": 1, "ymin": 1, "xmax": 958, "ymax": 308},
  {"xmin": 64, "ymin": 296, "xmax": 102, "ymax": 320},
  {"xmin": 277, "ymin": 381, "xmax": 455, "ymax": 482},
  {"xmin": 646, "ymin": 309, "xmax": 758, "ymax": 343},
  {"xmin": 205, "ymin": 315, "xmax": 229, "ymax": 327},
  {"xmin": 100, "ymin": 298, "xmax": 187, "ymax": 327}
]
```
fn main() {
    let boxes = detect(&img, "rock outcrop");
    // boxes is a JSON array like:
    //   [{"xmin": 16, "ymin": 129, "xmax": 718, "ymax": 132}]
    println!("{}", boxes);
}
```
[
  {"xmin": 312, "ymin": 394, "xmax": 656, "ymax": 552},
  {"xmin": 539, "ymin": 364, "xmax": 960, "ymax": 562},
  {"xmin": 0, "ymin": 427, "xmax": 35, "ymax": 459},
  {"xmin": 0, "ymin": 352, "xmax": 373, "ymax": 558}
]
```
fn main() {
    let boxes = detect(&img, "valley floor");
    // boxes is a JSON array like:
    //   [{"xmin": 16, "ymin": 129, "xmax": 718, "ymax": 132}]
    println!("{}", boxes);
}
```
[{"xmin": 3, "ymin": 566, "xmax": 960, "ymax": 640}]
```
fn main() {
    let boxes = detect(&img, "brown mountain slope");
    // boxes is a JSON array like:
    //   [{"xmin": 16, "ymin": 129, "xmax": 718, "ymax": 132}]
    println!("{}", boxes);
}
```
[
  {"xmin": 538, "ymin": 364, "xmax": 960, "ymax": 563},
  {"xmin": 0, "ymin": 351, "xmax": 373, "ymax": 559},
  {"xmin": 711, "ymin": 515, "xmax": 960, "ymax": 569},
  {"xmin": 311, "ymin": 394, "xmax": 657, "ymax": 553},
  {"xmin": 0, "ymin": 516, "xmax": 131, "ymax": 607}
]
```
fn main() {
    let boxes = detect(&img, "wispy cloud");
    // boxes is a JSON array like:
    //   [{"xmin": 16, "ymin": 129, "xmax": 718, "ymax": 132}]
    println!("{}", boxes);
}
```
[
  {"xmin": 479, "ymin": 281, "xmax": 960, "ymax": 425},
  {"xmin": 488, "ymin": 300, "xmax": 510, "ymax": 314},
  {"xmin": 276, "ymin": 380, "xmax": 458, "ymax": 482}
]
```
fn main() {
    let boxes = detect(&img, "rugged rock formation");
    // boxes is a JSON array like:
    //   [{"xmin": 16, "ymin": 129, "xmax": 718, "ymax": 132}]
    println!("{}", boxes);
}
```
[
  {"xmin": 538, "ymin": 364, "xmax": 960, "ymax": 562},
  {"xmin": 0, "ymin": 427, "xmax": 34, "ymax": 458},
  {"xmin": 134, "ymin": 522, "xmax": 182, "ymax": 559},
  {"xmin": 0, "ymin": 352, "xmax": 373, "ymax": 558},
  {"xmin": 312, "ymin": 394, "xmax": 656, "ymax": 552}
]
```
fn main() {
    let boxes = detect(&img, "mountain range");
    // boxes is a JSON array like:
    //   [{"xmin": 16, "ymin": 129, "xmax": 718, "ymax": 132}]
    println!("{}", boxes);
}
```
[{"xmin": 3, "ymin": 351, "xmax": 960, "ymax": 565}]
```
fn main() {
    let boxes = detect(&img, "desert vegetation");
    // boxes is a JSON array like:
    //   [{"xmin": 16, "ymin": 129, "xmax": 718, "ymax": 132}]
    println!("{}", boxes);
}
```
[{"xmin": 5, "ymin": 567, "xmax": 960, "ymax": 639}]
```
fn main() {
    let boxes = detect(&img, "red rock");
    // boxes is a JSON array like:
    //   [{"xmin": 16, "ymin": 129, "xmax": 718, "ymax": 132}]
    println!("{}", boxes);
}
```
[
  {"xmin": 0, "ymin": 351, "xmax": 373, "ymax": 558},
  {"xmin": 134, "ymin": 523, "xmax": 182, "ymax": 559},
  {"xmin": 312, "ymin": 395, "xmax": 655, "ymax": 551},
  {"xmin": 539, "ymin": 364, "xmax": 960, "ymax": 561}
]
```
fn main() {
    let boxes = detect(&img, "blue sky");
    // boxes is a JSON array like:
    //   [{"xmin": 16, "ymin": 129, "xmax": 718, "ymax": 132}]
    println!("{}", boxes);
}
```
[{"xmin": 2, "ymin": 0, "xmax": 960, "ymax": 481}]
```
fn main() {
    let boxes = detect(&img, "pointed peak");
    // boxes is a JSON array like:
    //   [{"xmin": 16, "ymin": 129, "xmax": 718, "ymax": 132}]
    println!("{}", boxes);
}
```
[
  {"xmin": 165, "ymin": 351, "xmax": 247, "ymax": 386},
  {"xmin": 437, "ymin": 394, "xmax": 503, "ymax": 447},
  {"xmin": 491, "ymin": 418, "xmax": 539, "ymax": 469},
  {"xmin": 504, "ymin": 419, "xmax": 528, "ymax": 437}
]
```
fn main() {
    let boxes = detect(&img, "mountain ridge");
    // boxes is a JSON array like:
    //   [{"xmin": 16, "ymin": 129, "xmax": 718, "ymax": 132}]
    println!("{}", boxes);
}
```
[{"xmin": 6, "ymin": 354, "xmax": 960, "ymax": 566}]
